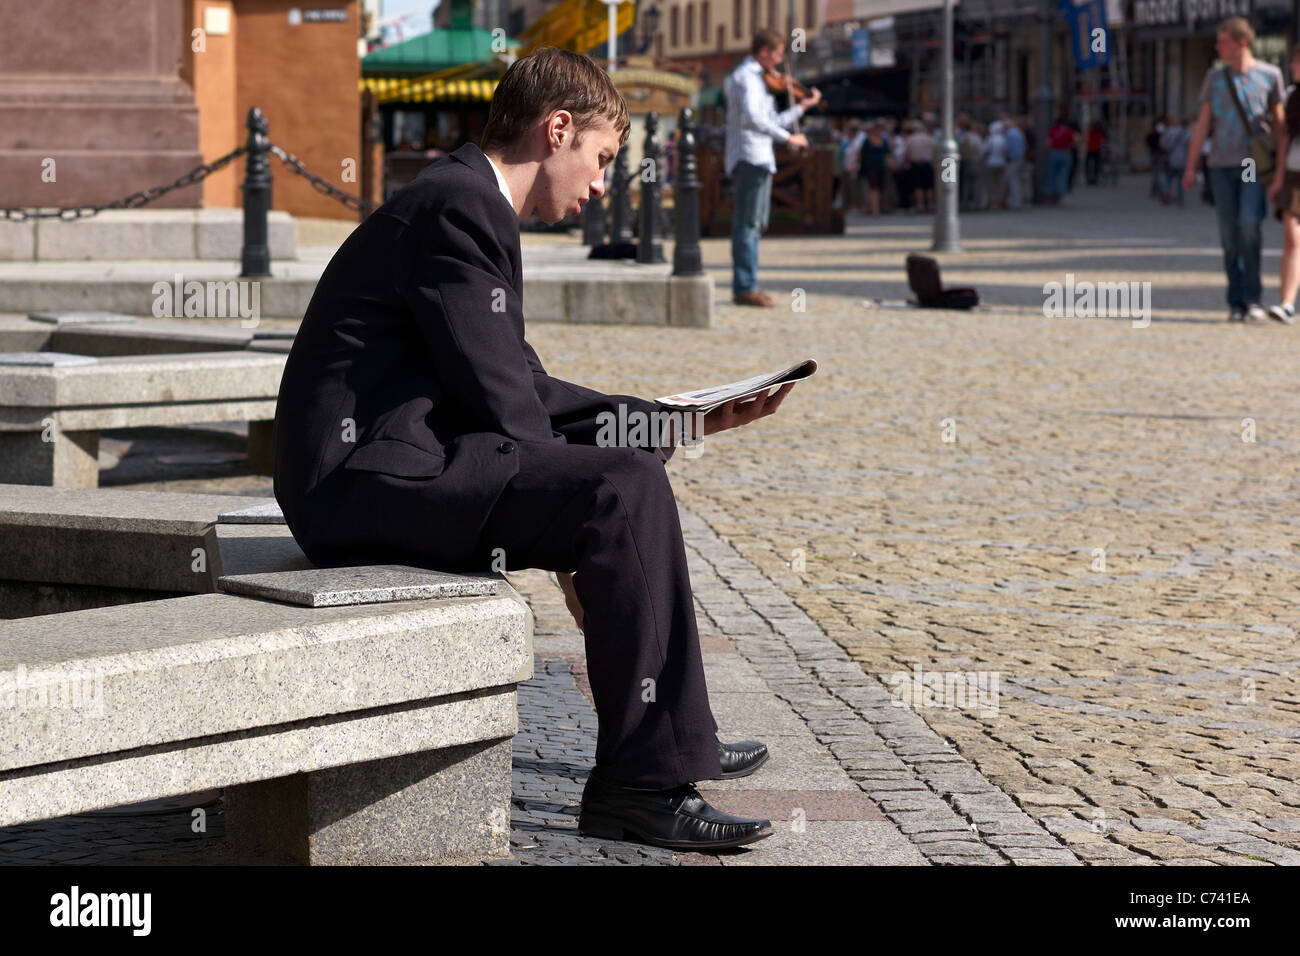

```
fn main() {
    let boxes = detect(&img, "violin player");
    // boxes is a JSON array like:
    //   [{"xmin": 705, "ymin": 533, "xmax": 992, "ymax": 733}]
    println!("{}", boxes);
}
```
[{"xmin": 723, "ymin": 28, "xmax": 822, "ymax": 307}]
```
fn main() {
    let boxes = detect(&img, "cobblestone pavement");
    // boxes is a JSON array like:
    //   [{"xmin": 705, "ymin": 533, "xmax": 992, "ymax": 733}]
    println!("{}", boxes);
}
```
[
  {"xmin": 5, "ymin": 174, "xmax": 1300, "ymax": 865},
  {"xmin": 518, "ymin": 175, "xmax": 1300, "ymax": 864}
]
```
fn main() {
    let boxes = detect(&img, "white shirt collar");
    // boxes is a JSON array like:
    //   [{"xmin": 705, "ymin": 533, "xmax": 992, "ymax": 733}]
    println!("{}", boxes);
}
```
[{"xmin": 483, "ymin": 150, "xmax": 515, "ymax": 210}]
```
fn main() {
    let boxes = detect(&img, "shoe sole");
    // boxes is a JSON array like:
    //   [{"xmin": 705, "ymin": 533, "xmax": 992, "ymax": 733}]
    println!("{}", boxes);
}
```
[
  {"xmin": 716, "ymin": 749, "xmax": 770, "ymax": 780},
  {"xmin": 578, "ymin": 810, "xmax": 774, "ymax": 851}
]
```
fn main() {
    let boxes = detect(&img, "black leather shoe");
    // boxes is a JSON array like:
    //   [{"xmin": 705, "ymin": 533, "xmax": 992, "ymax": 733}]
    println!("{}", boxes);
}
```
[
  {"xmin": 715, "ymin": 739, "xmax": 769, "ymax": 779},
  {"xmin": 579, "ymin": 771, "xmax": 772, "ymax": 851}
]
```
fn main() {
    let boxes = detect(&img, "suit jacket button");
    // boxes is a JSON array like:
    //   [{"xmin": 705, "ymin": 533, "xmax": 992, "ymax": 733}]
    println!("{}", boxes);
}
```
[{"xmin": 497, "ymin": 441, "xmax": 516, "ymax": 454}]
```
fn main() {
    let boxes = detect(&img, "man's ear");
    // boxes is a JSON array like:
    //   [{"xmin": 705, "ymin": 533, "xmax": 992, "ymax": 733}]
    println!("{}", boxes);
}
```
[{"xmin": 547, "ymin": 109, "xmax": 575, "ymax": 151}]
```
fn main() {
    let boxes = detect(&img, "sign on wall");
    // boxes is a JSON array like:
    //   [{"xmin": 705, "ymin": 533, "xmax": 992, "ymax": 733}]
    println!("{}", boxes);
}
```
[{"xmin": 1062, "ymin": 0, "xmax": 1112, "ymax": 69}]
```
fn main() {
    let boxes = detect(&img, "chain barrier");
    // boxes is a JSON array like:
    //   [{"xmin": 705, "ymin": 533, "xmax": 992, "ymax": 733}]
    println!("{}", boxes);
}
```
[
  {"xmin": 0, "ymin": 140, "xmax": 377, "ymax": 221},
  {"xmin": 268, "ymin": 144, "xmax": 377, "ymax": 213},
  {"xmin": 0, "ymin": 146, "xmax": 249, "ymax": 222}
]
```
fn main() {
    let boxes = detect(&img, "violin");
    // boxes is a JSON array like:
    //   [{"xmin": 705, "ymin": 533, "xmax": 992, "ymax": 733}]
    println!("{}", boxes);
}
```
[{"xmin": 762, "ymin": 65, "xmax": 817, "ymax": 103}]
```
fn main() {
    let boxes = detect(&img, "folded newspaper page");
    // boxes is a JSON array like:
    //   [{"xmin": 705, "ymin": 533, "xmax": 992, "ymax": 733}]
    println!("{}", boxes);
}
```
[{"xmin": 655, "ymin": 359, "xmax": 817, "ymax": 413}]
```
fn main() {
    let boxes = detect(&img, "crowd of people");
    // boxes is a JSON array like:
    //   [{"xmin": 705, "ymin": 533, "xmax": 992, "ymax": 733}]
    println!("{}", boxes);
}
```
[{"xmin": 829, "ymin": 111, "xmax": 1102, "ymax": 215}]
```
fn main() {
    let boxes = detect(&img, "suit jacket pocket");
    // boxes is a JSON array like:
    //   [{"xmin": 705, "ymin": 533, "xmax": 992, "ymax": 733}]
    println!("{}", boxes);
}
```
[{"xmin": 342, "ymin": 438, "xmax": 446, "ymax": 478}]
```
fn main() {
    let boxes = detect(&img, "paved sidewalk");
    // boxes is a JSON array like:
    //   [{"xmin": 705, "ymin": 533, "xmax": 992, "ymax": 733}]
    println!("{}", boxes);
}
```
[{"xmin": 4, "ymin": 173, "xmax": 1300, "ymax": 865}]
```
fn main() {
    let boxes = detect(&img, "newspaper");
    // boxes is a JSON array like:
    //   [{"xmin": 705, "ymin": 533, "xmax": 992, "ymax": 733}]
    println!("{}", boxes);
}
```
[{"xmin": 656, "ymin": 359, "xmax": 817, "ymax": 413}]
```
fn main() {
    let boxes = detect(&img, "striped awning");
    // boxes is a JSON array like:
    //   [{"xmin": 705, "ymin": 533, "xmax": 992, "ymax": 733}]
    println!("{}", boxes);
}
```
[{"xmin": 362, "ymin": 75, "xmax": 498, "ymax": 105}]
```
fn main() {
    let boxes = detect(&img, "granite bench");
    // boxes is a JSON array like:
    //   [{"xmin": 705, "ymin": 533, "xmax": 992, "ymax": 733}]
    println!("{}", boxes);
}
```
[
  {"xmin": 0, "ymin": 485, "xmax": 533, "ymax": 864},
  {"xmin": 0, "ymin": 346, "xmax": 286, "ymax": 488}
]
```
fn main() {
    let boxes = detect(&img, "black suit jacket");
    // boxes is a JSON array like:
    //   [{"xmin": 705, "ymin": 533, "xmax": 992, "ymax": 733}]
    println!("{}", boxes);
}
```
[{"xmin": 273, "ymin": 142, "xmax": 673, "ymax": 566}]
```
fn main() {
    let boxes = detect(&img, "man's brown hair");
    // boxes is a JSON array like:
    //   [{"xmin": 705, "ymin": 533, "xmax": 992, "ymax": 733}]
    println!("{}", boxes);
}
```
[
  {"xmin": 752, "ymin": 28, "xmax": 784, "ymax": 55},
  {"xmin": 480, "ymin": 47, "xmax": 629, "ymax": 157},
  {"xmin": 1218, "ymin": 16, "xmax": 1255, "ymax": 47}
]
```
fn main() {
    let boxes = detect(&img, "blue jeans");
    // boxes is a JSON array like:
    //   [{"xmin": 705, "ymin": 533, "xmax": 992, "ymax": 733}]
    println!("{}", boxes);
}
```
[
  {"xmin": 730, "ymin": 161, "xmax": 772, "ymax": 297},
  {"xmin": 1208, "ymin": 166, "xmax": 1267, "ymax": 309},
  {"xmin": 1047, "ymin": 149, "xmax": 1072, "ymax": 197}
]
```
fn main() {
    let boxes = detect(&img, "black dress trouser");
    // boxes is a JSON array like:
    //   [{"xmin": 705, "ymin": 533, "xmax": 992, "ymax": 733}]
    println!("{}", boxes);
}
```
[{"xmin": 472, "ymin": 439, "xmax": 723, "ymax": 788}]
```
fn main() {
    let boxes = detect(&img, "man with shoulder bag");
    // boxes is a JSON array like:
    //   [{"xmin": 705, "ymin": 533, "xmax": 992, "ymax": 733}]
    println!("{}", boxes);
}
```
[{"xmin": 1182, "ymin": 16, "xmax": 1287, "ymax": 322}]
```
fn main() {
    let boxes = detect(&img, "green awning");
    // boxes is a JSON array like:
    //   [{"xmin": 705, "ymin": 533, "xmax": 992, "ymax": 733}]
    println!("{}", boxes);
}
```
[
  {"xmin": 363, "ymin": 27, "xmax": 512, "ymax": 75},
  {"xmin": 698, "ymin": 86, "xmax": 724, "ymax": 108}
]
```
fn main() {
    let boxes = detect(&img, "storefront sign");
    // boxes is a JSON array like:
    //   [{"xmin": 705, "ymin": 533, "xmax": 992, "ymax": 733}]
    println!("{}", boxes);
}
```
[{"xmin": 1130, "ymin": 0, "xmax": 1250, "ymax": 32}]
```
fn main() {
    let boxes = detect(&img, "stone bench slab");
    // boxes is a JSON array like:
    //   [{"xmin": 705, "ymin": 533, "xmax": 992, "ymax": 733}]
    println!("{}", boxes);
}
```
[
  {"xmin": 218, "ymin": 565, "xmax": 504, "ymax": 607},
  {"xmin": 0, "ymin": 484, "xmax": 278, "ymax": 593},
  {"xmin": 0, "ymin": 686, "xmax": 514, "ymax": 848},
  {"xmin": 0, "ymin": 589, "xmax": 532, "ymax": 773},
  {"xmin": 0, "ymin": 350, "xmax": 285, "ymax": 408}
]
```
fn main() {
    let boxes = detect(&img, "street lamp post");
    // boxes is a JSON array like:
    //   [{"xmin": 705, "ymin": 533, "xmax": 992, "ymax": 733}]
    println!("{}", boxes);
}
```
[
  {"xmin": 932, "ymin": 0, "xmax": 960, "ymax": 252},
  {"xmin": 1033, "ymin": 0, "xmax": 1055, "ymax": 204}
]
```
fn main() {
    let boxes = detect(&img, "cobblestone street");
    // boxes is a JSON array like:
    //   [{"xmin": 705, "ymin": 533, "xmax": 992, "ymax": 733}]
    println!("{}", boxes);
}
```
[{"xmin": 4, "ymin": 175, "xmax": 1299, "ymax": 865}]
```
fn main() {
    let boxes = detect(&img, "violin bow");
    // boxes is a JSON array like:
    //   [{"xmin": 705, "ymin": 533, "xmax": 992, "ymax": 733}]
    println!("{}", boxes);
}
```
[{"xmin": 784, "ymin": 41, "xmax": 802, "ymax": 137}]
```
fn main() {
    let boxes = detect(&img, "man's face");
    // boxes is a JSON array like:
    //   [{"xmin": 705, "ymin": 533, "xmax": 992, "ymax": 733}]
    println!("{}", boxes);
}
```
[
  {"xmin": 1216, "ymin": 31, "xmax": 1246, "ymax": 63},
  {"xmin": 755, "ymin": 44, "xmax": 783, "ymax": 71},
  {"xmin": 537, "ymin": 113, "xmax": 621, "ymax": 224}
]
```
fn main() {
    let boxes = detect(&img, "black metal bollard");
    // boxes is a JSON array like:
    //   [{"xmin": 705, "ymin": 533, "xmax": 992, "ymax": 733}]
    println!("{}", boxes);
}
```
[
  {"xmin": 671, "ymin": 107, "xmax": 702, "ymax": 277},
  {"xmin": 582, "ymin": 179, "xmax": 606, "ymax": 246},
  {"xmin": 637, "ymin": 112, "xmax": 666, "ymax": 264},
  {"xmin": 610, "ymin": 142, "xmax": 634, "ymax": 244},
  {"xmin": 240, "ymin": 107, "xmax": 272, "ymax": 278}
]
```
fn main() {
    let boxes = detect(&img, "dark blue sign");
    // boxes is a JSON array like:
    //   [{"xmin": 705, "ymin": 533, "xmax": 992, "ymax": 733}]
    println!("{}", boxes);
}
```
[
  {"xmin": 851, "ymin": 29, "xmax": 870, "ymax": 69},
  {"xmin": 1059, "ymin": 0, "xmax": 1111, "ymax": 70}
]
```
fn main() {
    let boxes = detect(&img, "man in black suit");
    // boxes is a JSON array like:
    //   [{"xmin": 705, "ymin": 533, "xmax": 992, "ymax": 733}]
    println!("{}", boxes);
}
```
[{"xmin": 274, "ymin": 48, "xmax": 794, "ymax": 851}]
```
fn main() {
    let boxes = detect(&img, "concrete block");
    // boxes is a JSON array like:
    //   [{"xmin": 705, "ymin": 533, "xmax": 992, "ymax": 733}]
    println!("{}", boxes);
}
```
[
  {"xmin": 0, "ymin": 483, "xmax": 270, "ymax": 587},
  {"xmin": 225, "ymin": 737, "xmax": 512, "ymax": 864},
  {"xmin": 218, "ymin": 565, "xmax": 505, "ymax": 607},
  {"xmin": 521, "ymin": 276, "xmax": 566, "ymax": 322},
  {"xmin": 566, "ymin": 275, "xmax": 668, "ymax": 325},
  {"xmin": 195, "ymin": 210, "xmax": 297, "ymax": 261},
  {"xmin": 0, "ymin": 590, "xmax": 533, "ymax": 772},
  {"xmin": 0, "ymin": 221, "xmax": 34, "ymax": 260},
  {"xmin": 0, "ymin": 686, "xmax": 519, "ymax": 828},
  {"xmin": 668, "ymin": 274, "xmax": 714, "ymax": 328},
  {"xmin": 0, "ymin": 429, "xmax": 100, "ymax": 488},
  {"xmin": 0, "ymin": 317, "xmax": 52, "ymax": 353},
  {"xmin": 36, "ymin": 212, "xmax": 198, "ymax": 260}
]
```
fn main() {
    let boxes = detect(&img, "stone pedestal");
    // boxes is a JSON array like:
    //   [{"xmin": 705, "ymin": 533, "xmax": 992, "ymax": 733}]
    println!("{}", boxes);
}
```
[
  {"xmin": 224, "ymin": 737, "xmax": 513, "ymax": 865},
  {"xmin": 0, "ymin": 0, "xmax": 202, "ymax": 210}
]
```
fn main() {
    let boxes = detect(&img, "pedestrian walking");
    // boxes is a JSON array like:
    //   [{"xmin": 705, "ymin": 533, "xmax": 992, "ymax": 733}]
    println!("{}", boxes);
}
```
[
  {"xmin": 1160, "ymin": 117, "xmax": 1190, "ymax": 206},
  {"xmin": 1085, "ymin": 120, "xmax": 1106, "ymax": 185},
  {"xmin": 1265, "ymin": 44, "xmax": 1300, "ymax": 324},
  {"xmin": 891, "ymin": 119, "xmax": 912, "ymax": 212},
  {"xmin": 904, "ymin": 119, "xmax": 937, "ymax": 213},
  {"xmin": 1003, "ymin": 113, "xmax": 1027, "ymax": 209},
  {"xmin": 1045, "ymin": 114, "xmax": 1076, "ymax": 203},
  {"xmin": 1181, "ymin": 15, "xmax": 1286, "ymax": 322},
  {"xmin": 858, "ymin": 122, "xmax": 891, "ymax": 216},
  {"xmin": 962, "ymin": 121, "xmax": 986, "ymax": 209},
  {"xmin": 1148, "ymin": 116, "xmax": 1168, "ymax": 199},
  {"xmin": 985, "ymin": 120, "xmax": 1008, "ymax": 209},
  {"xmin": 723, "ymin": 27, "xmax": 823, "ymax": 306}
]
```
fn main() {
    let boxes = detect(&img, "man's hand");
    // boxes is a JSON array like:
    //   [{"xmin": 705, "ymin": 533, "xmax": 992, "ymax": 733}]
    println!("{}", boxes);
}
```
[
  {"xmin": 700, "ymin": 382, "xmax": 795, "ymax": 438},
  {"xmin": 800, "ymin": 88, "xmax": 822, "ymax": 111},
  {"xmin": 555, "ymin": 571, "xmax": 584, "ymax": 632},
  {"xmin": 787, "ymin": 133, "xmax": 810, "ymax": 150}
]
